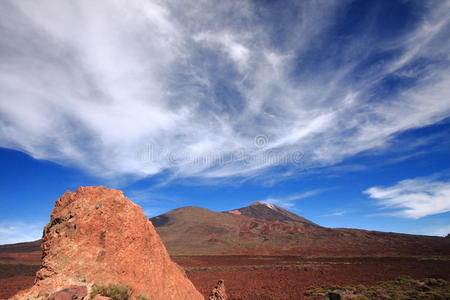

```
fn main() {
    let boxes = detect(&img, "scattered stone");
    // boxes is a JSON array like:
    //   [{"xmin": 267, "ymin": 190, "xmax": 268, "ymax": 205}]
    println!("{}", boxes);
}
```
[
  {"xmin": 328, "ymin": 292, "xmax": 341, "ymax": 300},
  {"xmin": 209, "ymin": 279, "xmax": 228, "ymax": 300}
]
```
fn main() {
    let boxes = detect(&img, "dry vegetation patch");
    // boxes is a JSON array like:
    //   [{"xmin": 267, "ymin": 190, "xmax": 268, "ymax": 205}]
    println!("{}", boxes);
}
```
[{"xmin": 305, "ymin": 276, "xmax": 450, "ymax": 300}]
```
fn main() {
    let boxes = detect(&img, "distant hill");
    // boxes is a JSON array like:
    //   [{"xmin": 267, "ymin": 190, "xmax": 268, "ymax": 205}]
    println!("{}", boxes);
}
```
[
  {"xmin": 150, "ymin": 202, "xmax": 450, "ymax": 256},
  {"xmin": 0, "ymin": 240, "xmax": 41, "ymax": 253}
]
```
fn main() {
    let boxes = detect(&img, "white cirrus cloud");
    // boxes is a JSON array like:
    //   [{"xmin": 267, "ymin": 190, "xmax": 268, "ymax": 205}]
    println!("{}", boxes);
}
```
[
  {"xmin": 319, "ymin": 209, "xmax": 351, "ymax": 218},
  {"xmin": 0, "ymin": 221, "xmax": 45, "ymax": 245},
  {"xmin": 365, "ymin": 176, "xmax": 450, "ymax": 218},
  {"xmin": 0, "ymin": 1, "xmax": 449, "ymax": 182}
]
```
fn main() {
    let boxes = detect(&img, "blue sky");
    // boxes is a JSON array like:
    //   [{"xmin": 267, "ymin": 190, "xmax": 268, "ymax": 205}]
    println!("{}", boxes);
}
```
[{"xmin": 0, "ymin": 0, "xmax": 450, "ymax": 244}]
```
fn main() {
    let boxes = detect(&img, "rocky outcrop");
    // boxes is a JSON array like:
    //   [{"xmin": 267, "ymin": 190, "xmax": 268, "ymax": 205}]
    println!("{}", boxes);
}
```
[
  {"xmin": 208, "ymin": 280, "xmax": 227, "ymax": 300},
  {"xmin": 10, "ymin": 186, "xmax": 203, "ymax": 300}
]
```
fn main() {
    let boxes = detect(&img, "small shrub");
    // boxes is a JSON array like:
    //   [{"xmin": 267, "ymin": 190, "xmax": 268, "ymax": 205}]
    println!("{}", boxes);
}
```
[
  {"xmin": 305, "ymin": 276, "xmax": 450, "ymax": 300},
  {"xmin": 343, "ymin": 296, "xmax": 369, "ymax": 300},
  {"xmin": 425, "ymin": 291, "xmax": 446, "ymax": 300},
  {"xmin": 137, "ymin": 296, "xmax": 151, "ymax": 300},
  {"xmin": 90, "ymin": 283, "xmax": 130, "ymax": 300},
  {"xmin": 425, "ymin": 278, "xmax": 446, "ymax": 287}
]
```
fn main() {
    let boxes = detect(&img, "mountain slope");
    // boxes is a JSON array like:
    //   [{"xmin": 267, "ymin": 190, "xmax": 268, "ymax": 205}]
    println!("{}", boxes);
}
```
[
  {"xmin": 226, "ymin": 201, "xmax": 318, "ymax": 226},
  {"xmin": 0, "ymin": 240, "xmax": 41, "ymax": 253},
  {"xmin": 150, "ymin": 202, "xmax": 450, "ymax": 256}
]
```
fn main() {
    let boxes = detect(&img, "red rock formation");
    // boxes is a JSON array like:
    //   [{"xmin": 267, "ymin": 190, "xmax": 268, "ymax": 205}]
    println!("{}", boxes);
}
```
[{"xmin": 10, "ymin": 186, "xmax": 203, "ymax": 300}]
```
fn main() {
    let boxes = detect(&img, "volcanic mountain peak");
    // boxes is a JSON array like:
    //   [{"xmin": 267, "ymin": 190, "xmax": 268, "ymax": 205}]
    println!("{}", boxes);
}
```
[
  {"xmin": 226, "ymin": 201, "xmax": 318, "ymax": 226},
  {"xmin": 251, "ymin": 201, "xmax": 276, "ymax": 210}
]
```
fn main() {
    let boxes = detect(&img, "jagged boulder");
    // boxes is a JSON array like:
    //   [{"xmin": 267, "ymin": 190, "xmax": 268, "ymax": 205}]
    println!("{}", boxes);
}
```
[
  {"xmin": 10, "ymin": 186, "xmax": 203, "ymax": 300},
  {"xmin": 208, "ymin": 280, "xmax": 227, "ymax": 300}
]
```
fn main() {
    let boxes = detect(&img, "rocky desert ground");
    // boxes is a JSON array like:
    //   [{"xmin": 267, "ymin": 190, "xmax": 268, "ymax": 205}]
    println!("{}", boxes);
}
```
[{"xmin": 1, "ymin": 252, "xmax": 450, "ymax": 299}]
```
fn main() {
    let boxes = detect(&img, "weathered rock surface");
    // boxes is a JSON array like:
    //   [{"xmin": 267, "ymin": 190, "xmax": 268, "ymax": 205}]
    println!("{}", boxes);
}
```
[
  {"xmin": 47, "ymin": 285, "xmax": 87, "ymax": 300},
  {"xmin": 208, "ymin": 280, "xmax": 227, "ymax": 300},
  {"xmin": 10, "ymin": 186, "xmax": 203, "ymax": 300}
]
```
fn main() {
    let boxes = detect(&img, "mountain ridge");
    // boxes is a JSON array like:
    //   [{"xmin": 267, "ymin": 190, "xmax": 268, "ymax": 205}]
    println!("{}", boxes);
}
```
[
  {"xmin": 149, "ymin": 202, "xmax": 450, "ymax": 256},
  {"xmin": 224, "ymin": 201, "xmax": 319, "ymax": 227},
  {"xmin": 2, "ymin": 202, "xmax": 449, "ymax": 257}
]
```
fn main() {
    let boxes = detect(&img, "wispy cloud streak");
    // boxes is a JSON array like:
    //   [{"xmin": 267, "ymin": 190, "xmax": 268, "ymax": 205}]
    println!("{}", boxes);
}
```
[
  {"xmin": 365, "ymin": 175, "xmax": 450, "ymax": 218},
  {"xmin": 0, "ymin": 0, "xmax": 449, "ymax": 182}
]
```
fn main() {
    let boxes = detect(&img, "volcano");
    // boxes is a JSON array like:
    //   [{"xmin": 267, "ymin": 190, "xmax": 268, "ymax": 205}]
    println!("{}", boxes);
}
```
[
  {"xmin": 150, "ymin": 202, "xmax": 450, "ymax": 256},
  {"xmin": 226, "ymin": 201, "xmax": 319, "ymax": 226}
]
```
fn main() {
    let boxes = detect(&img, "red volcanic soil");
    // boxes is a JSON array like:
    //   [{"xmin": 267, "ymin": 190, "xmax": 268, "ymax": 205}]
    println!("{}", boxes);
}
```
[
  {"xmin": 0, "ymin": 241, "xmax": 42, "ymax": 299},
  {"xmin": 0, "ymin": 276, "xmax": 35, "ymax": 300},
  {"xmin": 1, "ymin": 254, "xmax": 450, "ymax": 299},
  {"xmin": 173, "ymin": 256, "xmax": 450, "ymax": 300},
  {"xmin": 0, "ymin": 251, "xmax": 41, "ymax": 263},
  {"xmin": 0, "ymin": 261, "xmax": 40, "ymax": 299}
]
